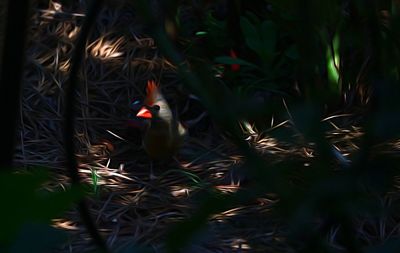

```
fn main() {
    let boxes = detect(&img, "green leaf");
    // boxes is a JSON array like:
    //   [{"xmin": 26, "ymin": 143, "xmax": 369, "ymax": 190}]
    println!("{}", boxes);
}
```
[
  {"xmin": 245, "ymin": 37, "xmax": 263, "ymax": 55},
  {"xmin": 258, "ymin": 21, "xmax": 277, "ymax": 63},
  {"xmin": 91, "ymin": 168, "xmax": 99, "ymax": 195},
  {"xmin": 240, "ymin": 16, "xmax": 258, "ymax": 39},
  {"xmin": 285, "ymin": 44, "xmax": 299, "ymax": 60},
  {"xmin": 260, "ymin": 20, "xmax": 277, "ymax": 57},
  {"xmin": 244, "ymin": 10, "xmax": 261, "ymax": 24},
  {"xmin": 241, "ymin": 17, "xmax": 277, "ymax": 64},
  {"xmin": 240, "ymin": 17, "xmax": 262, "ymax": 53},
  {"xmin": 326, "ymin": 32, "xmax": 340, "ymax": 94},
  {"xmin": 195, "ymin": 31, "xmax": 207, "ymax": 36}
]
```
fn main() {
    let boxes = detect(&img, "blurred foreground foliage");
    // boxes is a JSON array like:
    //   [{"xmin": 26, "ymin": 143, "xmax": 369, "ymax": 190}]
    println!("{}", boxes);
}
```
[
  {"xmin": 2, "ymin": 0, "xmax": 400, "ymax": 252},
  {"xmin": 0, "ymin": 168, "xmax": 83, "ymax": 252},
  {"xmin": 135, "ymin": 0, "xmax": 400, "ymax": 252}
]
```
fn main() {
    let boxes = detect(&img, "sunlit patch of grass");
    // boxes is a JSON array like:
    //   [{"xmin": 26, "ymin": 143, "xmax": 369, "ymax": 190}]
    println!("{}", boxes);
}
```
[
  {"xmin": 229, "ymin": 238, "xmax": 251, "ymax": 251},
  {"xmin": 169, "ymin": 186, "xmax": 190, "ymax": 198},
  {"xmin": 88, "ymin": 36, "xmax": 125, "ymax": 60}
]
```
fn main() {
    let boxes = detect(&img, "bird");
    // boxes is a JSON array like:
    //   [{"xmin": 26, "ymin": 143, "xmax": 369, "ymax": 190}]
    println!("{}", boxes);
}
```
[{"xmin": 136, "ymin": 80, "xmax": 187, "ymax": 177}]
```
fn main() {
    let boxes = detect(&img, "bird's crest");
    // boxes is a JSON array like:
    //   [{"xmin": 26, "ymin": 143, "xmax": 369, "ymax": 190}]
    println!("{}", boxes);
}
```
[{"xmin": 145, "ymin": 80, "xmax": 159, "ymax": 106}]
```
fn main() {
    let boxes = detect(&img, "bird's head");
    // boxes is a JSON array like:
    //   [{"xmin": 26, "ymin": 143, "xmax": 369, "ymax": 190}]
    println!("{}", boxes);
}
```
[{"xmin": 136, "ymin": 80, "xmax": 173, "ymax": 123}]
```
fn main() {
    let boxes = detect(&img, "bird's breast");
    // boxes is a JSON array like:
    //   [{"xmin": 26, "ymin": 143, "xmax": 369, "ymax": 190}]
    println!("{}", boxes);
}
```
[{"xmin": 143, "ymin": 128, "xmax": 177, "ymax": 160}]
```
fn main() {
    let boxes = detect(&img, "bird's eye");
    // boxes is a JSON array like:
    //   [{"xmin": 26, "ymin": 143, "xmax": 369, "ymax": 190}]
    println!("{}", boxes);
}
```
[
  {"xmin": 152, "ymin": 105, "xmax": 160, "ymax": 111},
  {"xmin": 130, "ymin": 100, "xmax": 141, "ymax": 109}
]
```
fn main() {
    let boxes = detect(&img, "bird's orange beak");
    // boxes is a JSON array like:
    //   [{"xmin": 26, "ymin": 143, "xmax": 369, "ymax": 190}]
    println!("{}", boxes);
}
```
[{"xmin": 136, "ymin": 107, "xmax": 152, "ymax": 119}]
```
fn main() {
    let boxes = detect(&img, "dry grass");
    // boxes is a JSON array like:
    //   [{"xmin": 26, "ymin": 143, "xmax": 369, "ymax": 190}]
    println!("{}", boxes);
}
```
[{"xmin": 13, "ymin": 2, "xmax": 400, "ymax": 252}]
